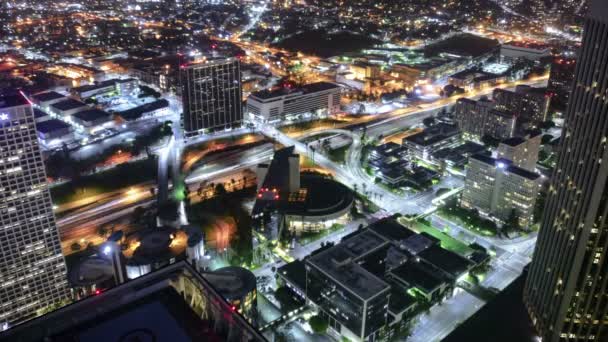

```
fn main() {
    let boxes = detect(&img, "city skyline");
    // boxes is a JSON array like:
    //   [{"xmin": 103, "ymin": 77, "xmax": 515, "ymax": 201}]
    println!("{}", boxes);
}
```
[{"xmin": 0, "ymin": 0, "xmax": 603, "ymax": 341}]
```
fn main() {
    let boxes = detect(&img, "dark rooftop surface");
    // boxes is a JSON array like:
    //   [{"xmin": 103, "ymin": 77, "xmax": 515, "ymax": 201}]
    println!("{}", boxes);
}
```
[
  {"xmin": 72, "ymin": 109, "xmax": 111, "ymax": 122},
  {"xmin": 31, "ymin": 91, "xmax": 65, "ymax": 102},
  {"xmin": 33, "ymin": 108, "xmax": 48, "ymax": 119},
  {"xmin": 250, "ymin": 82, "xmax": 339, "ymax": 100},
  {"xmin": 51, "ymin": 99, "xmax": 87, "ymax": 111},
  {"xmin": 36, "ymin": 119, "xmax": 71, "ymax": 134},
  {"xmin": 390, "ymin": 261, "xmax": 444, "ymax": 293},
  {"xmin": 368, "ymin": 218, "xmax": 417, "ymax": 242},
  {"xmin": 424, "ymin": 33, "xmax": 499, "ymax": 58},
  {"xmin": 119, "ymin": 99, "xmax": 169, "ymax": 121},
  {"xmin": 506, "ymin": 164, "xmax": 541, "ymax": 181},
  {"xmin": 0, "ymin": 94, "xmax": 29, "ymax": 109},
  {"xmin": 470, "ymin": 154, "xmax": 540, "ymax": 180},
  {"xmin": 341, "ymin": 229, "xmax": 387, "ymax": 257},
  {"xmin": 418, "ymin": 245, "xmax": 473, "ymax": 278},
  {"xmin": 203, "ymin": 266, "xmax": 256, "ymax": 300},
  {"xmin": 0, "ymin": 261, "xmax": 265, "ymax": 342},
  {"xmin": 404, "ymin": 123, "xmax": 459, "ymax": 147},
  {"xmin": 72, "ymin": 80, "xmax": 116, "ymax": 93},
  {"xmin": 308, "ymin": 245, "xmax": 390, "ymax": 300},
  {"xmin": 285, "ymin": 175, "xmax": 353, "ymax": 215},
  {"xmin": 501, "ymin": 136, "xmax": 526, "ymax": 147},
  {"xmin": 277, "ymin": 260, "xmax": 307, "ymax": 291}
]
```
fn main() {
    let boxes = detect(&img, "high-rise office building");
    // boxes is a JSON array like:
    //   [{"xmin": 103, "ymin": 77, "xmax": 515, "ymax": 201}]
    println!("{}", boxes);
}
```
[
  {"xmin": 453, "ymin": 98, "xmax": 517, "ymax": 142},
  {"xmin": 547, "ymin": 57, "xmax": 577, "ymax": 109},
  {"xmin": 0, "ymin": 94, "xmax": 69, "ymax": 327},
  {"xmin": 493, "ymin": 85, "xmax": 551, "ymax": 125},
  {"xmin": 524, "ymin": 1, "xmax": 608, "ymax": 341},
  {"xmin": 461, "ymin": 154, "xmax": 541, "ymax": 227},
  {"xmin": 180, "ymin": 58, "xmax": 243, "ymax": 138}
]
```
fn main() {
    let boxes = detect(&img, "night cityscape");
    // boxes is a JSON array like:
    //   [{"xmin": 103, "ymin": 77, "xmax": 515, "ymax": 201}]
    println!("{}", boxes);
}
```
[{"xmin": 0, "ymin": 0, "xmax": 606, "ymax": 341}]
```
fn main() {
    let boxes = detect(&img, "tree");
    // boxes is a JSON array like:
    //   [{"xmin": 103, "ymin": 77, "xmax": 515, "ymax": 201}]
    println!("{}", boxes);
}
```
[
  {"xmin": 422, "ymin": 117, "xmax": 436, "ymax": 128},
  {"xmin": 309, "ymin": 315, "xmax": 329, "ymax": 334},
  {"xmin": 541, "ymin": 134, "xmax": 554, "ymax": 145},
  {"xmin": 97, "ymin": 226, "xmax": 108, "ymax": 238},
  {"xmin": 215, "ymin": 183, "xmax": 227, "ymax": 197},
  {"xmin": 504, "ymin": 209, "xmax": 521, "ymax": 235}
]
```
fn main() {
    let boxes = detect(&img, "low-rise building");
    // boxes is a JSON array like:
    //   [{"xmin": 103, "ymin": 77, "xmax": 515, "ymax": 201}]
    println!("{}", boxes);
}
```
[
  {"xmin": 287, "ymin": 217, "xmax": 479, "ymax": 342},
  {"xmin": 461, "ymin": 154, "xmax": 542, "ymax": 227},
  {"xmin": 500, "ymin": 42, "xmax": 551, "ymax": 61},
  {"xmin": 448, "ymin": 70, "xmax": 507, "ymax": 92},
  {"xmin": 50, "ymin": 98, "xmax": 88, "ymax": 118},
  {"xmin": 71, "ymin": 78, "xmax": 139, "ymax": 100},
  {"xmin": 402, "ymin": 123, "xmax": 461, "ymax": 161},
  {"xmin": 0, "ymin": 261, "xmax": 265, "ymax": 342},
  {"xmin": 247, "ymin": 82, "xmax": 341, "ymax": 124},
  {"xmin": 431, "ymin": 141, "xmax": 487, "ymax": 169},
  {"xmin": 36, "ymin": 119, "xmax": 75, "ymax": 148},
  {"xmin": 117, "ymin": 99, "xmax": 170, "ymax": 122},
  {"xmin": 31, "ymin": 91, "xmax": 67, "ymax": 109},
  {"xmin": 71, "ymin": 109, "xmax": 113, "ymax": 134}
]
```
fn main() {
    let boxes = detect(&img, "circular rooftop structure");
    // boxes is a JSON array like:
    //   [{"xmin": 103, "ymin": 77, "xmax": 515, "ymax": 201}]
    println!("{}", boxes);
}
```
[
  {"xmin": 68, "ymin": 256, "xmax": 114, "ymax": 287},
  {"xmin": 284, "ymin": 174, "xmax": 354, "ymax": 218},
  {"xmin": 126, "ymin": 227, "xmax": 188, "ymax": 266},
  {"xmin": 205, "ymin": 266, "xmax": 257, "ymax": 301}
]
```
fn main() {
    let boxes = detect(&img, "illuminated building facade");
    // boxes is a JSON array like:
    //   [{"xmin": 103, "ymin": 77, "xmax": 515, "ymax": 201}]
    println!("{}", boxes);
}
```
[
  {"xmin": 547, "ymin": 57, "xmax": 577, "ymax": 108},
  {"xmin": 246, "ymin": 82, "xmax": 341, "ymax": 124},
  {"xmin": 493, "ymin": 86, "xmax": 551, "ymax": 125},
  {"xmin": 524, "ymin": 2, "xmax": 608, "ymax": 341},
  {"xmin": 180, "ymin": 58, "xmax": 243, "ymax": 137},
  {"xmin": 0, "ymin": 94, "xmax": 69, "ymax": 327},
  {"xmin": 496, "ymin": 132, "xmax": 542, "ymax": 172},
  {"xmin": 461, "ymin": 154, "xmax": 541, "ymax": 227},
  {"xmin": 453, "ymin": 98, "xmax": 517, "ymax": 142}
]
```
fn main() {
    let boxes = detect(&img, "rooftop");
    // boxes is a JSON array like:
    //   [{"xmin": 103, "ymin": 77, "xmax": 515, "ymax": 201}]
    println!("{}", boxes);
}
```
[
  {"xmin": 390, "ymin": 261, "xmax": 445, "ymax": 293},
  {"xmin": 118, "ymin": 99, "xmax": 169, "ymax": 121},
  {"xmin": 51, "ymin": 99, "xmax": 87, "ymax": 112},
  {"xmin": 470, "ymin": 154, "xmax": 540, "ymax": 180},
  {"xmin": 419, "ymin": 245, "xmax": 473, "ymax": 278},
  {"xmin": 0, "ymin": 262, "xmax": 265, "ymax": 342},
  {"xmin": 404, "ymin": 123, "xmax": 460, "ymax": 147},
  {"xmin": 202, "ymin": 266, "xmax": 256, "ymax": 300},
  {"xmin": 72, "ymin": 109, "xmax": 111, "ymax": 123},
  {"xmin": 307, "ymin": 245, "xmax": 390, "ymax": 301},
  {"xmin": 250, "ymin": 82, "xmax": 340, "ymax": 101},
  {"xmin": 31, "ymin": 91, "xmax": 66, "ymax": 103},
  {"xmin": 500, "ymin": 136, "xmax": 526, "ymax": 147},
  {"xmin": 368, "ymin": 217, "xmax": 417, "ymax": 242},
  {"xmin": 0, "ymin": 94, "xmax": 29, "ymax": 109},
  {"xmin": 341, "ymin": 229, "xmax": 387, "ymax": 257},
  {"xmin": 36, "ymin": 119, "xmax": 72, "ymax": 134},
  {"xmin": 72, "ymin": 80, "xmax": 117, "ymax": 93}
]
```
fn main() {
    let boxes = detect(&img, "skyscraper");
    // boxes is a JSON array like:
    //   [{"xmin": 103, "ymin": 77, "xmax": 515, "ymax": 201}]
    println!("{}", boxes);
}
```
[
  {"xmin": 524, "ymin": 1, "xmax": 608, "ymax": 341},
  {"xmin": 0, "ymin": 94, "xmax": 69, "ymax": 327},
  {"xmin": 180, "ymin": 58, "xmax": 243, "ymax": 138}
]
